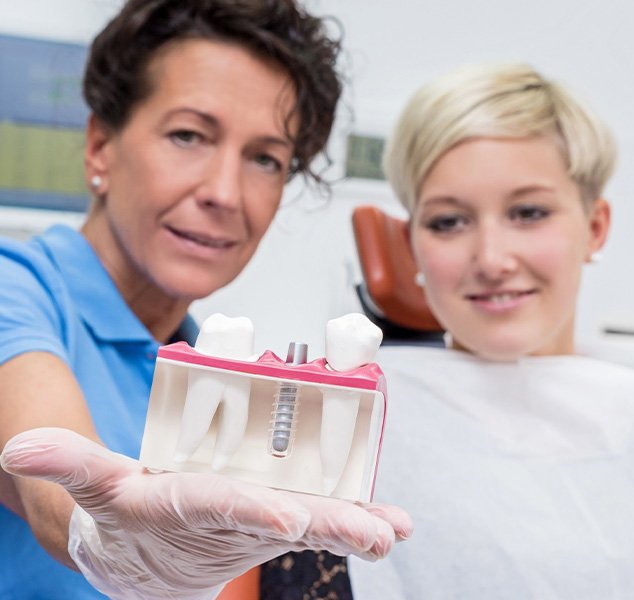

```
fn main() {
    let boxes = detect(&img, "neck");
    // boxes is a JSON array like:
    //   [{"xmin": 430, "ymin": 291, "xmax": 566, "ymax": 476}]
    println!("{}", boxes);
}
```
[
  {"xmin": 81, "ymin": 211, "xmax": 191, "ymax": 344},
  {"xmin": 125, "ymin": 285, "xmax": 190, "ymax": 344}
]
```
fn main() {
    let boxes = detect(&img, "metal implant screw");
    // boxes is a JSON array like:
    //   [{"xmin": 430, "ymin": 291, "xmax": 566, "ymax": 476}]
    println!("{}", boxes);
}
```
[{"xmin": 268, "ymin": 342, "xmax": 307, "ymax": 458}]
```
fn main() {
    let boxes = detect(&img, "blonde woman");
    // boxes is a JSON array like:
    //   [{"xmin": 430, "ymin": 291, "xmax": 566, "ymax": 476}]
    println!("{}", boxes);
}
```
[{"xmin": 350, "ymin": 63, "xmax": 634, "ymax": 600}]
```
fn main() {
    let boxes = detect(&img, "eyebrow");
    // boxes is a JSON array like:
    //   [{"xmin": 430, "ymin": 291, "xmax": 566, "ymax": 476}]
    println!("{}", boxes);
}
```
[
  {"xmin": 419, "ymin": 195, "xmax": 465, "ymax": 209},
  {"xmin": 508, "ymin": 185, "xmax": 558, "ymax": 200},
  {"xmin": 420, "ymin": 184, "xmax": 558, "ymax": 208},
  {"xmin": 164, "ymin": 107, "xmax": 294, "ymax": 147}
]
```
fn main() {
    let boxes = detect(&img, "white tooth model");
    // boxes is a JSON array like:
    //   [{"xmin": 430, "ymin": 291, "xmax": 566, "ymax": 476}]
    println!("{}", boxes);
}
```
[
  {"xmin": 321, "ymin": 313, "xmax": 383, "ymax": 495},
  {"xmin": 173, "ymin": 314, "xmax": 255, "ymax": 470},
  {"xmin": 139, "ymin": 313, "xmax": 388, "ymax": 502}
]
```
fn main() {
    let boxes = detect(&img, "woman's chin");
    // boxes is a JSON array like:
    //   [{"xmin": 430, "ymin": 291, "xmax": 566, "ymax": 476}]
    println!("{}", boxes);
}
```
[
  {"xmin": 156, "ymin": 267, "xmax": 241, "ymax": 302},
  {"xmin": 475, "ymin": 348, "xmax": 524, "ymax": 363},
  {"xmin": 454, "ymin": 336, "xmax": 531, "ymax": 363}
]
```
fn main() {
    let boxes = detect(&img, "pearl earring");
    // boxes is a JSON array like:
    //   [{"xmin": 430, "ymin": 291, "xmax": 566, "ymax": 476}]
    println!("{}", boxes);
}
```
[
  {"xmin": 90, "ymin": 175, "xmax": 102, "ymax": 190},
  {"xmin": 589, "ymin": 251, "xmax": 603, "ymax": 264},
  {"xmin": 414, "ymin": 272, "xmax": 426, "ymax": 288}
]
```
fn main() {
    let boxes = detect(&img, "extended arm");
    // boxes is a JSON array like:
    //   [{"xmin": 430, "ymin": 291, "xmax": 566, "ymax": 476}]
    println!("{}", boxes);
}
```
[
  {"xmin": 0, "ymin": 351, "xmax": 101, "ymax": 568},
  {"xmin": 1, "ymin": 354, "xmax": 412, "ymax": 600}
]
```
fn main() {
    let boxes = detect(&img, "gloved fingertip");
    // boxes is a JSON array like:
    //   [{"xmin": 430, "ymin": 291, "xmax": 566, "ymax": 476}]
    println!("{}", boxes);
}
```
[
  {"xmin": 0, "ymin": 429, "xmax": 53, "ymax": 474},
  {"xmin": 1, "ymin": 427, "xmax": 137, "ymax": 492},
  {"xmin": 393, "ymin": 515, "xmax": 414, "ymax": 541},
  {"xmin": 354, "ymin": 550, "xmax": 380, "ymax": 563},
  {"xmin": 364, "ymin": 518, "xmax": 395, "ymax": 560},
  {"xmin": 326, "ymin": 511, "xmax": 396, "ymax": 560},
  {"xmin": 395, "ymin": 525, "xmax": 414, "ymax": 541},
  {"xmin": 359, "ymin": 503, "xmax": 414, "ymax": 542}
]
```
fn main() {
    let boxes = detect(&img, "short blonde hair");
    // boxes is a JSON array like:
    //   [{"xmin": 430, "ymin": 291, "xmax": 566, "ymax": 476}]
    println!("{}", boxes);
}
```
[{"xmin": 383, "ymin": 63, "xmax": 616, "ymax": 213}]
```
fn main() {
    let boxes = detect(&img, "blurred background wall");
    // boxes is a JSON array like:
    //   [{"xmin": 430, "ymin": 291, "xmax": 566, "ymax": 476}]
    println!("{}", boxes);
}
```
[{"xmin": 1, "ymin": 0, "xmax": 632, "ymax": 356}]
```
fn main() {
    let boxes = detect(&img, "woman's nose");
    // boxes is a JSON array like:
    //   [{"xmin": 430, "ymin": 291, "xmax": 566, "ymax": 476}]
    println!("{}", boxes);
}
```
[
  {"xmin": 472, "ymin": 225, "xmax": 518, "ymax": 281},
  {"xmin": 196, "ymin": 148, "xmax": 242, "ymax": 211}
]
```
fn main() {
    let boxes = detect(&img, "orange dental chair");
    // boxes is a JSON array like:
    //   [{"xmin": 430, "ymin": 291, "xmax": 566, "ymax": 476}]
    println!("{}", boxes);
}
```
[{"xmin": 352, "ymin": 204, "xmax": 444, "ymax": 344}]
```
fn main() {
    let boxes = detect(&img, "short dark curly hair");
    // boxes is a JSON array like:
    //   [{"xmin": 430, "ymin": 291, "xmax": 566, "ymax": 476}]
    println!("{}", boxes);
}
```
[{"xmin": 83, "ymin": 0, "xmax": 343, "ymax": 184}]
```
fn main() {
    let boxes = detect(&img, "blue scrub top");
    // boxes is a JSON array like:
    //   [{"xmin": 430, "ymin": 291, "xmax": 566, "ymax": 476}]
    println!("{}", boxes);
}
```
[{"xmin": 0, "ymin": 225, "xmax": 195, "ymax": 599}]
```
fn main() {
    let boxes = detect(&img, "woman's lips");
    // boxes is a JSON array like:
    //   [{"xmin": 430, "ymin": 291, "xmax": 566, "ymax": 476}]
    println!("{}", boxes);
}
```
[
  {"xmin": 167, "ymin": 225, "xmax": 235, "ymax": 247},
  {"xmin": 465, "ymin": 289, "xmax": 537, "ymax": 312},
  {"xmin": 165, "ymin": 225, "xmax": 238, "ymax": 256}
]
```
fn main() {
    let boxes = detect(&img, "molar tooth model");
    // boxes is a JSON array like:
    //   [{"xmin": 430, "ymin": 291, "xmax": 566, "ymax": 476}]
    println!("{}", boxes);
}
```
[
  {"xmin": 139, "ymin": 312, "xmax": 386, "ymax": 502},
  {"xmin": 173, "ymin": 314, "xmax": 256, "ymax": 470},
  {"xmin": 321, "ymin": 313, "xmax": 383, "ymax": 495}
]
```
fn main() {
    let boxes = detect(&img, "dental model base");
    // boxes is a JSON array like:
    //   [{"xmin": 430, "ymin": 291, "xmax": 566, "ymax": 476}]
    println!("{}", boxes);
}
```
[{"xmin": 140, "ymin": 313, "xmax": 385, "ymax": 502}]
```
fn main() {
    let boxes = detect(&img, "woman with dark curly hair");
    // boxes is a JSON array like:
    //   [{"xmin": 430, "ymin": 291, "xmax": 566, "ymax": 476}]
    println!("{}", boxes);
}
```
[{"xmin": 0, "ymin": 2, "xmax": 412, "ymax": 599}]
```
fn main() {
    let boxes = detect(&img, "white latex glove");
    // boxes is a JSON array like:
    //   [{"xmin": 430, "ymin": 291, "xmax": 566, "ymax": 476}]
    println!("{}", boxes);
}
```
[{"xmin": 1, "ymin": 427, "xmax": 413, "ymax": 600}]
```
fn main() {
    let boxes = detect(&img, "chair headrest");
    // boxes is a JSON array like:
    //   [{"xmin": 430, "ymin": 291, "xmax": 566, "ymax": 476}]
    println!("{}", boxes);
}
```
[{"xmin": 352, "ymin": 204, "xmax": 443, "ymax": 333}]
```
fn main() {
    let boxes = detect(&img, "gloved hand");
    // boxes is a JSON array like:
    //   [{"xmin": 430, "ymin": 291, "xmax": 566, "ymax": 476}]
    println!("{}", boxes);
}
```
[{"xmin": 1, "ymin": 427, "xmax": 413, "ymax": 600}]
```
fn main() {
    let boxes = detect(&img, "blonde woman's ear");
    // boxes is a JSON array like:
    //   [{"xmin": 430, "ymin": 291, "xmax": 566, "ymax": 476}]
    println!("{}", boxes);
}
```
[{"xmin": 586, "ymin": 198, "xmax": 611, "ymax": 262}]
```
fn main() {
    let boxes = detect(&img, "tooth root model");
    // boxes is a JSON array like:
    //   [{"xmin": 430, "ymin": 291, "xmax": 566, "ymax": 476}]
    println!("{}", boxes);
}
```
[
  {"xmin": 173, "ymin": 370, "xmax": 224, "ymax": 463},
  {"xmin": 321, "ymin": 313, "xmax": 383, "ymax": 495},
  {"xmin": 212, "ymin": 375, "xmax": 252, "ymax": 470},
  {"xmin": 173, "ymin": 314, "xmax": 255, "ymax": 468}
]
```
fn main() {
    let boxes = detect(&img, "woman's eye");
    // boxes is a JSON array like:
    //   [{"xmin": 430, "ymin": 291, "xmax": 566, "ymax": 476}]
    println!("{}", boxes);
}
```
[
  {"xmin": 425, "ymin": 214, "xmax": 468, "ymax": 233},
  {"xmin": 170, "ymin": 130, "xmax": 203, "ymax": 146},
  {"xmin": 253, "ymin": 153, "xmax": 283, "ymax": 173},
  {"xmin": 509, "ymin": 205, "xmax": 550, "ymax": 222}
]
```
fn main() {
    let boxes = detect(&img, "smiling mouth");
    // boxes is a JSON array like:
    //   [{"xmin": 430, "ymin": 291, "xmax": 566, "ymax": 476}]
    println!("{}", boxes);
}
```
[
  {"xmin": 167, "ymin": 226, "xmax": 236, "ymax": 249},
  {"xmin": 466, "ymin": 290, "xmax": 536, "ymax": 303}
]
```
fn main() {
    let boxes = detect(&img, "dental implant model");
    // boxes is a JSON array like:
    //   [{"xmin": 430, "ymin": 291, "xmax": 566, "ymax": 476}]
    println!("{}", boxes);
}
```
[{"xmin": 139, "ymin": 312, "xmax": 386, "ymax": 502}]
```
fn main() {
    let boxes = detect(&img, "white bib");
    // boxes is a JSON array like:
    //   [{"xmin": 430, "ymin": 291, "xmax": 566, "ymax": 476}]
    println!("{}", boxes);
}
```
[{"xmin": 350, "ymin": 346, "xmax": 634, "ymax": 600}]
